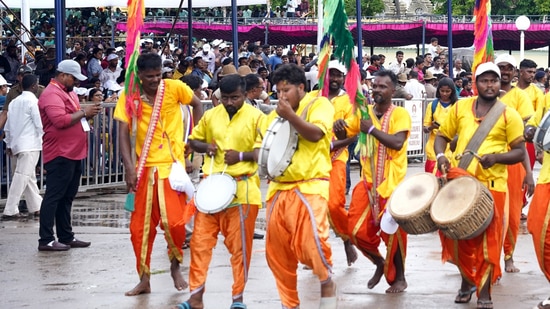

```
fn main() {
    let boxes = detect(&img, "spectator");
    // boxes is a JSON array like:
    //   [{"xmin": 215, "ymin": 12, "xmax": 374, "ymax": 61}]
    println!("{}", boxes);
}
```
[
  {"xmin": 4, "ymin": 45, "xmax": 21, "ymax": 84},
  {"xmin": 35, "ymin": 43, "xmax": 56, "ymax": 86},
  {"xmin": 99, "ymin": 53, "xmax": 122, "ymax": 89},
  {"xmin": 388, "ymin": 51, "xmax": 406, "ymax": 75},
  {"xmin": 452, "ymin": 59, "xmax": 465, "ymax": 79},
  {"xmin": 424, "ymin": 71, "xmax": 437, "ymax": 98},
  {"xmin": 404, "ymin": 70, "xmax": 425, "ymax": 99},
  {"xmin": 267, "ymin": 45, "xmax": 284, "ymax": 71},
  {"xmin": 534, "ymin": 70, "xmax": 547, "ymax": 93},
  {"xmin": 459, "ymin": 78, "xmax": 474, "ymax": 97},
  {"xmin": 427, "ymin": 37, "xmax": 446, "ymax": 57},
  {"xmin": 394, "ymin": 73, "xmax": 413, "ymax": 100},
  {"xmin": 366, "ymin": 55, "xmax": 381, "ymax": 75},
  {"xmin": 427, "ymin": 56, "xmax": 444, "ymax": 75},
  {"xmin": 87, "ymin": 47, "xmax": 104, "ymax": 80}
]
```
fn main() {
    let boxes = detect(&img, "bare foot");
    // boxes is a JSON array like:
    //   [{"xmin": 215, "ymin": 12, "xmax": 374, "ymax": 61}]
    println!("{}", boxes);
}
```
[
  {"xmin": 385, "ymin": 279, "xmax": 407, "ymax": 293},
  {"xmin": 171, "ymin": 260, "xmax": 189, "ymax": 291},
  {"xmin": 344, "ymin": 240, "xmax": 358, "ymax": 266},
  {"xmin": 125, "ymin": 274, "xmax": 151, "ymax": 296},
  {"xmin": 505, "ymin": 258, "xmax": 520, "ymax": 273},
  {"xmin": 320, "ymin": 279, "xmax": 337, "ymax": 297},
  {"xmin": 367, "ymin": 262, "xmax": 384, "ymax": 289}
]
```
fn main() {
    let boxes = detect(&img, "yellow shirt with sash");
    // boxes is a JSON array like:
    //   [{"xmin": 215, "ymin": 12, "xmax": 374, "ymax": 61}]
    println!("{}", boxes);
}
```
[
  {"xmin": 438, "ymin": 97, "xmax": 524, "ymax": 192},
  {"xmin": 310, "ymin": 89, "xmax": 354, "ymax": 163},
  {"xmin": 424, "ymin": 100, "xmax": 453, "ymax": 161},
  {"xmin": 255, "ymin": 92, "xmax": 334, "ymax": 201},
  {"xmin": 521, "ymin": 83, "xmax": 545, "ymax": 112},
  {"xmin": 113, "ymin": 79, "xmax": 194, "ymax": 179},
  {"xmin": 346, "ymin": 104, "xmax": 411, "ymax": 199},
  {"xmin": 190, "ymin": 103, "xmax": 264, "ymax": 206},
  {"xmin": 501, "ymin": 87, "xmax": 534, "ymax": 120},
  {"xmin": 527, "ymin": 93, "xmax": 550, "ymax": 184}
]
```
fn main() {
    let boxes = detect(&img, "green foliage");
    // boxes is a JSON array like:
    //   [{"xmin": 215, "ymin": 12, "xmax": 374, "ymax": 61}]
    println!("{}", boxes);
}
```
[
  {"xmin": 431, "ymin": 0, "xmax": 549, "ymax": 16},
  {"xmin": 344, "ymin": 0, "xmax": 385, "ymax": 16}
]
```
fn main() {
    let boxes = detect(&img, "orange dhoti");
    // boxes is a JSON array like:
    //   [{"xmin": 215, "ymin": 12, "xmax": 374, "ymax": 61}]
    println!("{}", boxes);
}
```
[
  {"xmin": 504, "ymin": 162, "xmax": 526, "ymax": 261},
  {"xmin": 440, "ymin": 190, "xmax": 507, "ymax": 294},
  {"xmin": 424, "ymin": 159, "xmax": 443, "ymax": 177},
  {"xmin": 130, "ymin": 167, "xmax": 195, "ymax": 277},
  {"xmin": 527, "ymin": 183, "xmax": 550, "ymax": 282},
  {"xmin": 188, "ymin": 203, "xmax": 259, "ymax": 299},
  {"xmin": 348, "ymin": 181, "xmax": 407, "ymax": 285},
  {"xmin": 327, "ymin": 160, "xmax": 350, "ymax": 240},
  {"xmin": 265, "ymin": 190, "xmax": 333, "ymax": 309}
]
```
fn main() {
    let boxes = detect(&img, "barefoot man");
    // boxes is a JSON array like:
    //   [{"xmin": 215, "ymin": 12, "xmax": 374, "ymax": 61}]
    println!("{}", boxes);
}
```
[
  {"xmin": 344, "ymin": 70, "xmax": 411, "ymax": 293},
  {"xmin": 115, "ymin": 52, "xmax": 203, "ymax": 296}
]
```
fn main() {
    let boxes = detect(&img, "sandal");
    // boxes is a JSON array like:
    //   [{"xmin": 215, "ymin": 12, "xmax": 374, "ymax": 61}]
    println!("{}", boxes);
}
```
[
  {"xmin": 175, "ymin": 301, "xmax": 191, "ymax": 309},
  {"xmin": 477, "ymin": 299, "xmax": 493, "ymax": 309},
  {"xmin": 534, "ymin": 297, "xmax": 550, "ymax": 309},
  {"xmin": 230, "ymin": 301, "xmax": 247, "ymax": 309},
  {"xmin": 454, "ymin": 286, "xmax": 476, "ymax": 304}
]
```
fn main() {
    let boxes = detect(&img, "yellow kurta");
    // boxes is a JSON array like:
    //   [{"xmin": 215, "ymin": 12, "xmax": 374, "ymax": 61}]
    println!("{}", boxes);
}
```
[
  {"xmin": 190, "ymin": 103, "xmax": 264, "ymax": 206},
  {"xmin": 527, "ymin": 93, "xmax": 550, "ymax": 184},
  {"xmin": 424, "ymin": 100, "xmax": 453, "ymax": 160},
  {"xmin": 113, "ymin": 79, "xmax": 194, "ymax": 179},
  {"xmin": 438, "ymin": 97, "xmax": 524, "ymax": 192},
  {"xmin": 521, "ymin": 83, "xmax": 545, "ymax": 112},
  {"xmin": 255, "ymin": 92, "xmax": 334, "ymax": 200},
  {"xmin": 501, "ymin": 87, "xmax": 534, "ymax": 120},
  {"xmin": 310, "ymin": 89, "xmax": 355, "ymax": 163},
  {"xmin": 346, "ymin": 105, "xmax": 411, "ymax": 199}
]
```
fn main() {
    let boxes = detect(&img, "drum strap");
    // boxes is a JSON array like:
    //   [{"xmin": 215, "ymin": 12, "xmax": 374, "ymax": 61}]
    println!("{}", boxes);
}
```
[
  {"xmin": 458, "ymin": 101, "xmax": 506, "ymax": 170},
  {"xmin": 134, "ymin": 79, "xmax": 166, "ymax": 186},
  {"xmin": 271, "ymin": 177, "xmax": 330, "ymax": 184}
]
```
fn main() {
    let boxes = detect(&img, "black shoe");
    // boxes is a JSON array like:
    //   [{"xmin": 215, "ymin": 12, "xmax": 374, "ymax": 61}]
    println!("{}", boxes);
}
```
[
  {"xmin": 253, "ymin": 232, "xmax": 264, "ymax": 240},
  {"xmin": 62, "ymin": 238, "xmax": 91, "ymax": 248},
  {"xmin": 38, "ymin": 241, "xmax": 71, "ymax": 251},
  {"xmin": 18, "ymin": 200, "xmax": 28, "ymax": 213},
  {"xmin": 2, "ymin": 213, "xmax": 26, "ymax": 221}
]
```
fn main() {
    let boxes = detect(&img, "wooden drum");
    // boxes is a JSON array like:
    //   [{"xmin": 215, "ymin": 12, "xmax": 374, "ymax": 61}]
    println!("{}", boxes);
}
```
[
  {"xmin": 388, "ymin": 173, "xmax": 439, "ymax": 235},
  {"xmin": 430, "ymin": 176, "xmax": 494, "ymax": 240}
]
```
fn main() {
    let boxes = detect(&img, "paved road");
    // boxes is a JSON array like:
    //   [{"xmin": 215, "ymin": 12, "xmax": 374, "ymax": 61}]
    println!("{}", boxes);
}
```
[{"xmin": 0, "ymin": 163, "xmax": 548, "ymax": 309}]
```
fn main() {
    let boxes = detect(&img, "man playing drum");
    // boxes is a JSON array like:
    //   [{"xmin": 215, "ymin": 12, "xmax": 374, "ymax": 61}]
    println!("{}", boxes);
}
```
[
  {"xmin": 342, "ymin": 70, "xmax": 411, "ymax": 293},
  {"xmin": 174, "ymin": 74, "xmax": 264, "ymax": 309},
  {"xmin": 435, "ymin": 62, "xmax": 525, "ymax": 309},
  {"xmin": 115, "ymin": 53, "xmax": 203, "ymax": 296},
  {"xmin": 310, "ymin": 60, "xmax": 358, "ymax": 266},
  {"xmin": 524, "ymin": 92, "xmax": 550, "ymax": 309},
  {"xmin": 495, "ymin": 54, "xmax": 535, "ymax": 274},
  {"xmin": 254, "ymin": 63, "xmax": 337, "ymax": 309}
]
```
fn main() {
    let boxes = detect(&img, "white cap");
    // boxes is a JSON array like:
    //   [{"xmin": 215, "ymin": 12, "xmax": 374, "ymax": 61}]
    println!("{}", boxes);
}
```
[
  {"xmin": 104, "ymin": 80, "xmax": 123, "ymax": 92},
  {"xmin": 106, "ymin": 54, "xmax": 118, "ymax": 61},
  {"xmin": 328, "ymin": 60, "xmax": 347, "ymax": 75},
  {"xmin": 494, "ymin": 54, "xmax": 517, "ymax": 68},
  {"xmin": 0, "ymin": 75, "xmax": 11, "ymax": 86},
  {"xmin": 57, "ymin": 60, "xmax": 88, "ymax": 81},
  {"xmin": 475, "ymin": 62, "xmax": 501, "ymax": 78},
  {"xmin": 115, "ymin": 46, "xmax": 124, "ymax": 52},
  {"xmin": 211, "ymin": 39, "xmax": 223, "ymax": 47},
  {"xmin": 74, "ymin": 87, "xmax": 88, "ymax": 96},
  {"xmin": 218, "ymin": 43, "xmax": 227, "ymax": 49},
  {"xmin": 202, "ymin": 44, "xmax": 211, "ymax": 52}
]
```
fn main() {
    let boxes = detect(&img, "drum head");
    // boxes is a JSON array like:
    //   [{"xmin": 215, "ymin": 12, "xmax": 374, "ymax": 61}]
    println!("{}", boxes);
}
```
[
  {"xmin": 535, "ymin": 111, "xmax": 550, "ymax": 151},
  {"xmin": 195, "ymin": 174, "xmax": 236, "ymax": 214},
  {"xmin": 430, "ymin": 176, "xmax": 478, "ymax": 224},
  {"xmin": 380, "ymin": 210, "xmax": 399, "ymax": 234},
  {"xmin": 259, "ymin": 118, "xmax": 298, "ymax": 179},
  {"xmin": 389, "ymin": 173, "xmax": 439, "ymax": 219}
]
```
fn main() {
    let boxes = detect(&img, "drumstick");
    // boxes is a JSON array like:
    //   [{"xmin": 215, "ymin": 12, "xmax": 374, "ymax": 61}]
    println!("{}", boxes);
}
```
[{"xmin": 455, "ymin": 149, "xmax": 482, "ymax": 161}]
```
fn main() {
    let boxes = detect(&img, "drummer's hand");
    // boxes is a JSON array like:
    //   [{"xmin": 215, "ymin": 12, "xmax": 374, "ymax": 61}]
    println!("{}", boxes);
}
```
[
  {"xmin": 206, "ymin": 143, "xmax": 218, "ymax": 157},
  {"xmin": 537, "ymin": 151, "xmax": 544, "ymax": 164},
  {"xmin": 125, "ymin": 169, "xmax": 138, "ymax": 193},
  {"xmin": 276, "ymin": 97, "xmax": 295, "ymax": 120},
  {"xmin": 224, "ymin": 149, "xmax": 240, "ymax": 165},
  {"xmin": 437, "ymin": 156, "xmax": 450, "ymax": 174},
  {"xmin": 423, "ymin": 126, "xmax": 430, "ymax": 134},
  {"xmin": 185, "ymin": 158, "xmax": 193, "ymax": 173},
  {"xmin": 479, "ymin": 154, "xmax": 496, "ymax": 169},
  {"xmin": 184, "ymin": 144, "xmax": 193, "ymax": 156},
  {"xmin": 524, "ymin": 126, "xmax": 536, "ymax": 142},
  {"xmin": 333, "ymin": 119, "xmax": 347, "ymax": 139},
  {"xmin": 523, "ymin": 171, "xmax": 535, "ymax": 197},
  {"xmin": 360, "ymin": 118, "xmax": 374, "ymax": 134}
]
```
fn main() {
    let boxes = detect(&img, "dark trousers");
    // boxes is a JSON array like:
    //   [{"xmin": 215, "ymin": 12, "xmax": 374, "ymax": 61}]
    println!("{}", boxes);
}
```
[{"xmin": 39, "ymin": 157, "xmax": 82, "ymax": 245}]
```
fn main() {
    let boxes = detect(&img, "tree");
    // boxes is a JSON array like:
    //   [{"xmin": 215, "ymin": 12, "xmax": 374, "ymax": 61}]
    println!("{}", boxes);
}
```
[
  {"xmin": 431, "ymin": 0, "xmax": 549, "ymax": 16},
  {"xmin": 344, "ymin": 0, "xmax": 385, "ymax": 17}
]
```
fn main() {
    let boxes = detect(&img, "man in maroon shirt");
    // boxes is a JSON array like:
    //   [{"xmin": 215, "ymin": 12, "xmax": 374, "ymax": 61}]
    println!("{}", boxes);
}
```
[{"xmin": 37, "ymin": 60, "xmax": 102, "ymax": 251}]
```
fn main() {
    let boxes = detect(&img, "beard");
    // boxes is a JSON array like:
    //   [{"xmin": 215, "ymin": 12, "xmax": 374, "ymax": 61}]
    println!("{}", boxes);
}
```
[
  {"xmin": 478, "ymin": 91, "xmax": 499, "ymax": 102},
  {"xmin": 225, "ymin": 105, "xmax": 237, "ymax": 116},
  {"xmin": 67, "ymin": 86, "xmax": 74, "ymax": 92}
]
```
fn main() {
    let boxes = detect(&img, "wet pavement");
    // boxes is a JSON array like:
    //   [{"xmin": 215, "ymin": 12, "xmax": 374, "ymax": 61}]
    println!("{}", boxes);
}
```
[{"xmin": 1, "ymin": 163, "xmax": 548, "ymax": 309}]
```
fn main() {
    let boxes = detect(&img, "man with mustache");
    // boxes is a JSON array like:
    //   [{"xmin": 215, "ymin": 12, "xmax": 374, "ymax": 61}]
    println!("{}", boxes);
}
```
[
  {"xmin": 174, "ymin": 74, "xmax": 264, "ymax": 309},
  {"xmin": 435, "ymin": 62, "xmax": 525, "ymax": 309}
]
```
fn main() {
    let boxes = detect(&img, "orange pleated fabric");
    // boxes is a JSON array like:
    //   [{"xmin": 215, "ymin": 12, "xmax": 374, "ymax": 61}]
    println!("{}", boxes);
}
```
[
  {"xmin": 327, "ymin": 160, "xmax": 350, "ymax": 240},
  {"xmin": 504, "ymin": 162, "xmax": 526, "ymax": 260},
  {"xmin": 527, "ymin": 183, "xmax": 550, "ymax": 282},
  {"xmin": 265, "ymin": 190, "xmax": 333, "ymax": 309},
  {"xmin": 348, "ymin": 181, "xmax": 407, "ymax": 285}
]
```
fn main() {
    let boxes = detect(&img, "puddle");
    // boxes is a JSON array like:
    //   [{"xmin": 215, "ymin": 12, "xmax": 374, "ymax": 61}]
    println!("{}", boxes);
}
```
[{"xmin": 71, "ymin": 200, "xmax": 130, "ymax": 228}]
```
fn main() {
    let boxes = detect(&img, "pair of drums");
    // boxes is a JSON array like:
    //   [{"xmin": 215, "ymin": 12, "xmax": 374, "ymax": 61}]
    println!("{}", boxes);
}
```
[{"xmin": 387, "ymin": 173, "xmax": 494, "ymax": 240}]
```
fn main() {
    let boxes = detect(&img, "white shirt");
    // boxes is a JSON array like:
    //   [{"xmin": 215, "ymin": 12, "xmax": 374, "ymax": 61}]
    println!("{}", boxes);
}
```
[
  {"xmin": 403, "ymin": 79, "xmax": 426, "ymax": 99},
  {"xmin": 4, "ymin": 91, "xmax": 43, "ymax": 155},
  {"xmin": 427, "ymin": 66, "xmax": 444, "ymax": 75},
  {"xmin": 387, "ymin": 60, "xmax": 405, "ymax": 75},
  {"xmin": 195, "ymin": 50, "xmax": 216, "ymax": 73},
  {"xmin": 99, "ymin": 66, "xmax": 123, "ymax": 88},
  {"xmin": 453, "ymin": 68, "xmax": 465, "ymax": 79}
]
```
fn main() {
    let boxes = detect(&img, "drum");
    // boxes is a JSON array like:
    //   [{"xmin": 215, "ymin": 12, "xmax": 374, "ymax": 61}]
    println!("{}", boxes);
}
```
[
  {"xmin": 534, "ymin": 111, "xmax": 550, "ymax": 152},
  {"xmin": 258, "ymin": 117, "xmax": 299, "ymax": 179},
  {"xmin": 195, "ymin": 173, "xmax": 237, "ymax": 214},
  {"xmin": 430, "ymin": 176, "xmax": 494, "ymax": 240},
  {"xmin": 388, "ymin": 173, "xmax": 439, "ymax": 235}
]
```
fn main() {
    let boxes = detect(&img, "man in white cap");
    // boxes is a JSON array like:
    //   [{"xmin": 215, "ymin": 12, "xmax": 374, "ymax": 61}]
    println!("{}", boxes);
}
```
[
  {"xmin": 99, "ymin": 53, "xmax": 122, "ymax": 89},
  {"xmin": 37, "ymin": 60, "xmax": 103, "ymax": 251},
  {"xmin": 494, "ymin": 53, "xmax": 535, "ymax": 275},
  {"xmin": 435, "ymin": 62, "xmax": 525, "ymax": 308},
  {"xmin": 196, "ymin": 43, "xmax": 216, "ymax": 74}
]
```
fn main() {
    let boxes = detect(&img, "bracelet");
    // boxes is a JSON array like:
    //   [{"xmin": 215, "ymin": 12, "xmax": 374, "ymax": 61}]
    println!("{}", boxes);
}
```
[
  {"xmin": 80, "ymin": 108, "xmax": 86, "ymax": 118},
  {"xmin": 239, "ymin": 152, "xmax": 244, "ymax": 162},
  {"xmin": 330, "ymin": 142, "xmax": 334, "ymax": 150},
  {"xmin": 436, "ymin": 153, "xmax": 445, "ymax": 160},
  {"xmin": 367, "ymin": 125, "xmax": 375, "ymax": 134}
]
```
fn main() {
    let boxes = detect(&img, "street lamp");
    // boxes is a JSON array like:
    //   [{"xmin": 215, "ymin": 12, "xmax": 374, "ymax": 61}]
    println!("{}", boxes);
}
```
[{"xmin": 515, "ymin": 15, "xmax": 531, "ymax": 61}]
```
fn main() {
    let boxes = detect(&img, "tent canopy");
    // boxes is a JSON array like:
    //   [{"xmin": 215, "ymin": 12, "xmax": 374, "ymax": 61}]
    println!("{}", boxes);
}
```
[{"xmin": 0, "ymin": 0, "xmax": 266, "ymax": 9}]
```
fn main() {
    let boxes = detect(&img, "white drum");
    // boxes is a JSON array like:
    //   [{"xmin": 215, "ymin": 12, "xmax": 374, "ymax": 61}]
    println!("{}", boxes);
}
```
[
  {"xmin": 258, "ymin": 117, "xmax": 299, "ymax": 179},
  {"xmin": 534, "ymin": 111, "xmax": 550, "ymax": 152},
  {"xmin": 195, "ymin": 173, "xmax": 237, "ymax": 214}
]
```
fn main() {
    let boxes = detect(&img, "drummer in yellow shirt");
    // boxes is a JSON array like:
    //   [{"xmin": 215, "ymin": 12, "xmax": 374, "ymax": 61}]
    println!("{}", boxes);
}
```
[
  {"xmin": 343, "ymin": 70, "xmax": 411, "ymax": 294},
  {"xmin": 435, "ymin": 62, "xmax": 525, "ymax": 309},
  {"xmin": 524, "ymin": 93, "xmax": 550, "ymax": 309},
  {"xmin": 310, "ymin": 60, "xmax": 358, "ymax": 267},
  {"xmin": 175, "ymin": 74, "xmax": 264, "ymax": 309},
  {"xmin": 254, "ymin": 63, "xmax": 337, "ymax": 309}
]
